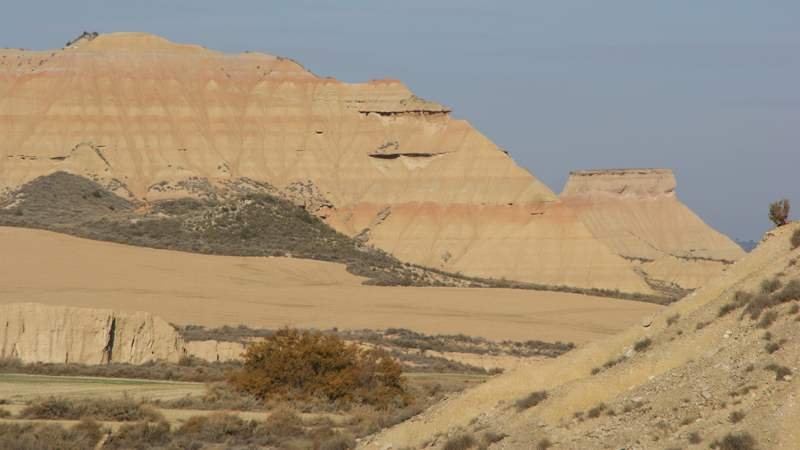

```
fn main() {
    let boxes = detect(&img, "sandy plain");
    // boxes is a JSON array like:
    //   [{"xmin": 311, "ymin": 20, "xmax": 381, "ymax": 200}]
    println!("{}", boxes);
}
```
[{"xmin": 0, "ymin": 227, "xmax": 661, "ymax": 344}]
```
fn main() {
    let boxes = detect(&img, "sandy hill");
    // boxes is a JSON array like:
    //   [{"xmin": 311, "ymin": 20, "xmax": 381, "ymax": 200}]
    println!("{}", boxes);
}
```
[
  {"xmin": 365, "ymin": 223, "xmax": 800, "ymax": 449},
  {"xmin": 0, "ymin": 32, "xmax": 739, "ymax": 294}
]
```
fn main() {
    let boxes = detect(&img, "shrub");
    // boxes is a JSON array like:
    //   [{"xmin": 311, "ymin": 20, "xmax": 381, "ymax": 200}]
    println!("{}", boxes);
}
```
[
  {"xmin": 760, "ymin": 278, "xmax": 782, "ymax": 295},
  {"xmin": 319, "ymin": 433, "xmax": 357, "ymax": 450},
  {"xmin": 586, "ymin": 403, "xmax": 607, "ymax": 418},
  {"xmin": 482, "ymin": 431, "xmax": 506, "ymax": 444},
  {"xmin": 769, "ymin": 199, "xmax": 790, "ymax": 227},
  {"xmin": 666, "ymin": 314, "xmax": 680, "ymax": 326},
  {"xmin": 712, "ymin": 432, "xmax": 757, "ymax": 450},
  {"xmin": 175, "ymin": 413, "xmax": 251, "ymax": 444},
  {"xmin": 537, "ymin": 438, "xmax": 553, "ymax": 449},
  {"xmin": 792, "ymin": 228, "xmax": 800, "ymax": 249},
  {"xmin": 515, "ymin": 391, "xmax": 548, "ymax": 411},
  {"xmin": 260, "ymin": 407, "xmax": 305, "ymax": 438},
  {"xmin": 757, "ymin": 310, "xmax": 779, "ymax": 328},
  {"xmin": 104, "ymin": 420, "xmax": 171, "ymax": 450},
  {"xmin": 718, "ymin": 302, "xmax": 738, "ymax": 317},
  {"xmin": 688, "ymin": 431, "xmax": 702, "ymax": 444},
  {"xmin": 0, "ymin": 419, "xmax": 103, "ymax": 450},
  {"xmin": 633, "ymin": 338, "xmax": 652, "ymax": 352},
  {"xmin": 20, "ymin": 396, "xmax": 162, "ymax": 422},
  {"xmin": 729, "ymin": 410, "xmax": 746, "ymax": 423},
  {"xmin": 442, "ymin": 433, "xmax": 477, "ymax": 450},
  {"xmin": 0, "ymin": 409, "xmax": 10, "ymax": 418},
  {"xmin": 228, "ymin": 328, "xmax": 406, "ymax": 408},
  {"xmin": 765, "ymin": 364, "xmax": 792, "ymax": 381},
  {"xmin": 789, "ymin": 303, "xmax": 799, "ymax": 314},
  {"xmin": 765, "ymin": 341, "xmax": 781, "ymax": 354}
]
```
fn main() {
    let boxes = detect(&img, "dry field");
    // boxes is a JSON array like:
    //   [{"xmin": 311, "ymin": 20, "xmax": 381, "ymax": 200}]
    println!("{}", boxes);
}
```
[{"xmin": 0, "ymin": 227, "xmax": 660, "ymax": 344}]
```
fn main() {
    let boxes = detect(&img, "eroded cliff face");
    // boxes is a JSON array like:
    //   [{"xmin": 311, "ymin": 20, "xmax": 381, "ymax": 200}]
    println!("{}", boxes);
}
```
[
  {"xmin": 0, "ymin": 33, "xmax": 744, "ymax": 293},
  {"xmin": 0, "ymin": 303, "xmax": 183, "ymax": 364},
  {"xmin": 0, "ymin": 32, "xmax": 655, "ymax": 292},
  {"xmin": 560, "ymin": 169, "xmax": 745, "ymax": 290}
]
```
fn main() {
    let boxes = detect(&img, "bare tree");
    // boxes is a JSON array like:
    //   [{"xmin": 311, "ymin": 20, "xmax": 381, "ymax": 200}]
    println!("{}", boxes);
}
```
[{"xmin": 769, "ymin": 199, "xmax": 790, "ymax": 227}]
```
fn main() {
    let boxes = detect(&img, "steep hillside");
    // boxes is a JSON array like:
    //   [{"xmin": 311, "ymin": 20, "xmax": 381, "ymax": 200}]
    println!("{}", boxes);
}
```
[
  {"xmin": 561, "ymin": 169, "xmax": 745, "ymax": 292},
  {"xmin": 365, "ymin": 223, "xmax": 800, "ymax": 449},
  {"xmin": 0, "ymin": 31, "xmax": 711, "ymax": 294},
  {"xmin": 0, "ymin": 171, "xmax": 471, "ymax": 286}
]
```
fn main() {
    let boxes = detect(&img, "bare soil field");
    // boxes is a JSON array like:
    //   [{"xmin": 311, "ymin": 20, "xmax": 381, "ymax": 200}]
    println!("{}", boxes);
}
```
[{"xmin": 0, "ymin": 227, "xmax": 660, "ymax": 343}]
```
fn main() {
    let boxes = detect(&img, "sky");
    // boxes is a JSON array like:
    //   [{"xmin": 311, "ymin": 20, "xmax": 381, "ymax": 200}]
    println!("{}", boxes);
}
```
[{"xmin": 2, "ymin": 1, "xmax": 798, "ymax": 241}]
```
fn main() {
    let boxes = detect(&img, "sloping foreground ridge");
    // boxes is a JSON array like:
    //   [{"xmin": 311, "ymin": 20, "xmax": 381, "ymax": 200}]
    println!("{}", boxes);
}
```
[{"xmin": 364, "ymin": 222, "xmax": 800, "ymax": 449}]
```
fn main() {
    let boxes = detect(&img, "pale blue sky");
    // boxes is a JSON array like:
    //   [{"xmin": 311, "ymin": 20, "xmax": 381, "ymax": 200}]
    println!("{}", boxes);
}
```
[{"xmin": 3, "ymin": 1, "xmax": 798, "ymax": 240}]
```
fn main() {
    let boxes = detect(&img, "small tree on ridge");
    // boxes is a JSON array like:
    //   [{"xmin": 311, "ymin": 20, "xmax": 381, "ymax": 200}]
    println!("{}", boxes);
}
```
[{"xmin": 769, "ymin": 199, "xmax": 790, "ymax": 227}]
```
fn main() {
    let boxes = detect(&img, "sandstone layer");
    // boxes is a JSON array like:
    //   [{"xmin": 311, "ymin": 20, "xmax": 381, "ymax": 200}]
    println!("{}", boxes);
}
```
[
  {"xmin": 561, "ymin": 169, "xmax": 744, "ymax": 290},
  {"xmin": 0, "ymin": 303, "xmax": 183, "ymax": 364},
  {"xmin": 0, "ymin": 32, "xmax": 658, "ymax": 293}
]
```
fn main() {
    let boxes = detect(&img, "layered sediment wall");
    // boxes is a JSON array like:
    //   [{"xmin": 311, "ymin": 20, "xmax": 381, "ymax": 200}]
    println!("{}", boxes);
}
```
[{"xmin": 0, "ymin": 303, "xmax": 184, "ymax": 364}]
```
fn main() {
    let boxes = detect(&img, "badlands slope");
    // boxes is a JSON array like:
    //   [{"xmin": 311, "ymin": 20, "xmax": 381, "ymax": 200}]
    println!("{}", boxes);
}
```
[
  {"xmin": 365, "ymin": 223, "xmax": 800, "ymax": 450},
  {"xmin": 0, "ymin": 32, "xmax": 739, "ymax": 293},
  {"xmin": 561, "ymin": 169, "xmax": 744, "ymax": 291},
  {"xmin": 0, "ymin": 227, "xmax": 660, "ymax": 344}
]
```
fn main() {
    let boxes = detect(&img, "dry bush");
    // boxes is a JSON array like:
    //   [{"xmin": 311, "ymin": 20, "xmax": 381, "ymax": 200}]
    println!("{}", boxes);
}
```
[
  {"xmin": 482, "ymin": 431, "xmax": 506, "ymax": 445},
  {"xmin": 228, "ymin": 328, "xmax": 407, "ymax": 408},
  {"xmin": 261, "ymin": 407, "xmax": 305, "ymax": 438},
  {"xmin": 318, "ymin": 433, "xmax": 357, "ymax": 450},
  {"xmin": 20, "ymin": 396, "xmax": 162, "ymax": 422},
  {"xmin": 666, "ymin": 314, "xmax": 680, "ymax": 326},
  {"xmin": 633, "ymin": 338, "xmax": 652, "ymax": 352},
  {"xmin": 757, "ymin": 310, "xmax": 779, "ymax": 328},
  {"xmin": 515, "ymin": 391, "xmax": 548, "ymax": 411},
  {"xmin": 103, "ymin": 420, "xmax": 171, "ymax": 450},
  {"xmin": 765, "ymin": 341, "xmax": 782, "ymax": 354},
  {"xmin": 0, "ymin": 419, "xmax": 103, "ymax": 450},
  {"xmin": 769, "ymin": 199, "xmax": 790, "ymax": 227},
  {"xmin": 760, "ymin": 278, "xmax": 782, "ymax": 295},
  {"xmin": 688, "ymin": 431, "xmax": 703, "ymax": 444},
  {"xmin": 442, "ymin": 433, "xmax": 477, "ymax": 450},
  {"xmin": 537, "ymin": 438, "xmax": 553, "ymax": 449},
  {"xmin": 728, "ymin": 410, "xmax": 746, "ymax": 423},
  {"xmin": 765, "ymin": 363, "xmax": 792, "ymax": 381},
  {"xmin": 175, "ymin": 413, "xmax": 254, "ymax": 444},
  {"xmin": 586, "ymin": 403, "xmax": 607, "ymax": 418},
  {"xmin": 711, "ymin": 432, "xmax": 757, "ymax": 450}
]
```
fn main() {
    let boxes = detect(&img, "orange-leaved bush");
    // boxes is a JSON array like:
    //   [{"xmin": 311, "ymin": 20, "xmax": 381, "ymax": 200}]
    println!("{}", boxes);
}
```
[{"xmin": 227, "ymin": 328, "xmax": 406, "ymax": 408}]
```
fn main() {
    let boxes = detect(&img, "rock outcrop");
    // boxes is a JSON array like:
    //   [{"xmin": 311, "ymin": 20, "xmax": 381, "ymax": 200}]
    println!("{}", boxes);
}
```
[
  {"xmin": 561, "ymin": 169, "xmax": 744, "ymax": 290},
  {"xmin": 0, "ymin": 303, "xmax": 183, "ymax": 364},
  {"xmin": 0, "ymin": 302, "xmax": 249, "ymax": 364},
  {"xmin": 0, "ymin": 33, "xmax": 740, "ymax": 293}
]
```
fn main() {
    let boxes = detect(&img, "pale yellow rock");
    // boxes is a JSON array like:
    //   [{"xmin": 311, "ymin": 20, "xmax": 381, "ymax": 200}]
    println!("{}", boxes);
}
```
[
  {"xmin": 561, "ymin": 169, "xmax": 744, "ymax": 289},
  {"xmin": 0, "ymin": 303, "xmax": 183, "ymax": 364},
  {"xmin": 184, "ymin": 340, "xmax": 245, "ymax": 363}
]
